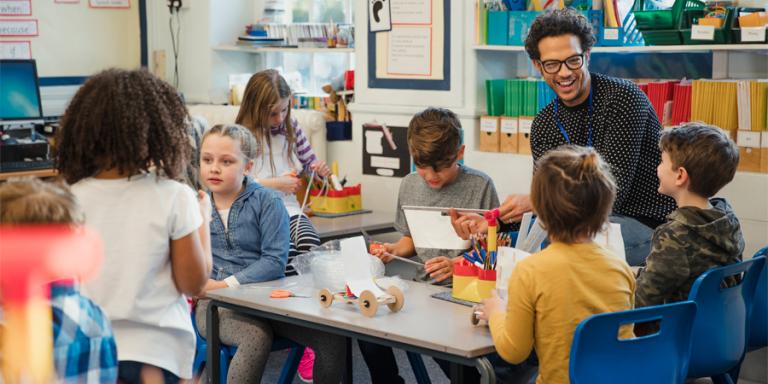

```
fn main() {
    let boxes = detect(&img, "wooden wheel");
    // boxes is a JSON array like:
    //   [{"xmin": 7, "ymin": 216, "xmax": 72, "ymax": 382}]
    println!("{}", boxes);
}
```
[
  {"xmin": 358, "ymin": 290, "xmax": 378, "ymax": 317},
  {"xmin": 386, "ymin": 286, "xmax": 404, "ymax": 313},
  {"xmin": 318, "ymin": 288, "xmax": 334, "ymax": 308},
  {"xmin": 471, "ymin": 310, "xmax": 480, "ymax": 326}
]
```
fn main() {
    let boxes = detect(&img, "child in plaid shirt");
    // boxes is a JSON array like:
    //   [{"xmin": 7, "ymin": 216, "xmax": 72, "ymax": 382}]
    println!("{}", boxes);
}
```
[{"xmin": 0, "ymin": 178, "xmax": 117, "ymax": 383}]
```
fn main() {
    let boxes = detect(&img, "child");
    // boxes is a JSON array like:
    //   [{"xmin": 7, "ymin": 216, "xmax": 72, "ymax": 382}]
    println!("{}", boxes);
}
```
[
  {"xmin": 235, "ymin": 69, "xmax": 332, "ymax": 274},
  {"xmin": 636, "ymin": 123, "xmax": 744, "ymax": 309},
  {"xmin": 55, "ymin": 68, "xmax": 212, "ymax": 383},
  {"xmin": 364, "ymin": 107, "xmax": 500, "ymax": 383},
  {"xmin": 0, "ymin": 178, "xmax": 118, "ymax": 383},
  {"xmin": 194, "ymin": 124, "xmax": 346, "ymax": 384},
  {"xmin": 476, "ymin": 146, "xmax": 635, "ymax": 384}
]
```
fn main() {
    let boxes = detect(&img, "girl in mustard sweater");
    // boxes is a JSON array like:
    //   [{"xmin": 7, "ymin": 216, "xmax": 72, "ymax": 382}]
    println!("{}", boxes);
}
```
[{"xmin": 476, "ymin": 146, "xmax": 635, "ymax": 384}]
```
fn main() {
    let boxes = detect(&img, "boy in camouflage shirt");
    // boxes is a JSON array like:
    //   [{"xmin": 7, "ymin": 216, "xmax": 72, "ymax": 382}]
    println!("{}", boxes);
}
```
[{"xmin": 635, "ymin": 123, "xmax": 744, "ymax": 309}]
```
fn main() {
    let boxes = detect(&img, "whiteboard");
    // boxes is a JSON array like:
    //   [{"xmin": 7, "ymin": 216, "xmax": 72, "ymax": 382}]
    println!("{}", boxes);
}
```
[{"xmin": 0, "ymin": 0, "xmax": 140, "ymax": 77}]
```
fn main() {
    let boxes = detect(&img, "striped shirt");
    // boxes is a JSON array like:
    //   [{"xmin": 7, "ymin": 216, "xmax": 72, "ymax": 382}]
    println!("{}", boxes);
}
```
[{"xmin": 270, "ymin": 118, "xmax": 317, "ymax": 174}]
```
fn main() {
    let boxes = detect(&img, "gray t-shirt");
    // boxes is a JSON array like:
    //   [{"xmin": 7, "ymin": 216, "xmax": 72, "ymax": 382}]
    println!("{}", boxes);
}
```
[{"xmin": 395, "ymin": 164, "xmax": 500, "ymax": 263}]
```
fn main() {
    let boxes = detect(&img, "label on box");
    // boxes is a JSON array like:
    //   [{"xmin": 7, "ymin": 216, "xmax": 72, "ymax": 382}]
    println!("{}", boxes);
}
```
[
  {"xmin": 737, "ymin": 130, "xmax": 761, "ymax": 148},
  {"xmin": 741, "ymin": 27, "xmax": 766, "ymax": 42},
  {"xmin": 519, "ymin": 117, "xmax": 533, "ymax": 134},
  {"xmin": 480, "ymin": 117, "xmax": 499, "ymax": 133},
  {"xmin": 603, "ymin": 28, "xmax": 619, "ymax": 41},
  {"xmin": 500, "ymin": 118, "xmax": 519, "ymax": 134},
  {"xmin": 762, "ymin": 131, "xmax": 768, "ymax": 148},
  {"xmin": 691, "ymin": 25, "xmax": 716, "ymax": 40}
]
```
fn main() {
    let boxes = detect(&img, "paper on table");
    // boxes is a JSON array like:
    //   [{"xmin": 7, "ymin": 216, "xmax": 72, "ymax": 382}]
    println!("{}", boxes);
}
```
[
  {"xmin": 341, "ymin": 236, "xmax": 386, "ymax": 297},
  {"xmin": 403, "ymin": 207, "xmax": 471, "ymax": 250}
]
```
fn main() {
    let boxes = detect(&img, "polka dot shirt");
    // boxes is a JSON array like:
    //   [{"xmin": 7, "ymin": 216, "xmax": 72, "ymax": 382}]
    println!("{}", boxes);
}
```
[{"xmin": 531, "ymin": 72, "xmax": 676, "ymax": 225}]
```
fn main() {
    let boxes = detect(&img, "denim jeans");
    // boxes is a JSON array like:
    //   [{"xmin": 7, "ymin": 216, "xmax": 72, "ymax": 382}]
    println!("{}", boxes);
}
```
[{"xmin": 609, "ymin": 214, "xmax": 654, "ymax": 266}]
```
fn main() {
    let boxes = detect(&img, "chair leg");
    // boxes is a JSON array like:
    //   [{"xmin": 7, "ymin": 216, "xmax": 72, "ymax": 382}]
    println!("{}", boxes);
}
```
[
  {"xmin": 278, "ymin": 347, "xmax": 305, "ymax": 384},
  {"xmin": 406, "ymin": 351, "xmax": 432, "ymax": 384},
  {"xmin": 712, "ymin": 373, "xmax": 736, "ymax": 384},
  {"xmin": 219, "ymin": 348, "xmax": 231, "ymax": 384}
]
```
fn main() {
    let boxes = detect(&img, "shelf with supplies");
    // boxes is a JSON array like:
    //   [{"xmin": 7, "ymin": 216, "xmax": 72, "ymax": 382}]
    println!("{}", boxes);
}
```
[
  {"xmin": 474, "ymin": 44, "xmax": 768, "ymax": 52},
  {"xmin": 213, "ymin": 45, "xmax": 355, "ymax": 54}
]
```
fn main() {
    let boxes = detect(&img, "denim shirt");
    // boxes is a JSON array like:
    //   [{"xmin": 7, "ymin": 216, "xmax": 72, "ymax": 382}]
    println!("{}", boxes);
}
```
[{"xmin": 209, "ymin": 176, "xmax": 290, "ymax": 284}]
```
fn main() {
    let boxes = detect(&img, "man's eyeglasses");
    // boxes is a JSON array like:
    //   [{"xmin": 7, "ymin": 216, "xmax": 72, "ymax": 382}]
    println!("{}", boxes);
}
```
[{"xmin": 538, "ymin": 54, "xmax": 585, "ymax": 75}]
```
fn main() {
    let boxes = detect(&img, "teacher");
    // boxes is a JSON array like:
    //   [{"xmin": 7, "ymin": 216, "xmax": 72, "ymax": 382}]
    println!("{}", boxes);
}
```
[{"xmin": 464, "ymin": 9, "xmax": 675, "ymax": 265}]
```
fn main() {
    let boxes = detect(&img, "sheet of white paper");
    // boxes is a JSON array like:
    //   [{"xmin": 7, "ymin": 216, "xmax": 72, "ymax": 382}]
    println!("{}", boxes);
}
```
[
  {"xmin": 403, "ymin": 208, "xmax": 470, "ymax": 250},
  {"xmin": 495, "ymin": 246, "xmax": 532, "ymax": 292},
  {"xmin": 593, "ymin": 223, "xmax": 626, "ymax": 262},
  {"xmin": 516, "ymin": 212, "xmax": 534, "ymax": 249},
  {"xmin": 390, "ymin": 0, "xmax": 431, "ymax": 24},
  {"xmin": 341, "ymin": 236, "xmax": 387, "ymax": 297},
  {"xmin": 387, "ymin": 27, "xmax": 431, "ymax": 76}
]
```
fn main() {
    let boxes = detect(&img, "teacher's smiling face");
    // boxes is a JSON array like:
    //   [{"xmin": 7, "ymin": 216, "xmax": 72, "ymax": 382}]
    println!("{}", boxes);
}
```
[{"xmin": 534, "ymin": 34, "xmax": 591, "ymax": 107}]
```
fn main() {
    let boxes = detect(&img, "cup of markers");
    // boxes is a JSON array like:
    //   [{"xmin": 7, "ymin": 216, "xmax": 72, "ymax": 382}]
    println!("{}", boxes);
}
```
[{"xmin": 451, "ymin": 232, "xmax": 512, "ymax": 303}]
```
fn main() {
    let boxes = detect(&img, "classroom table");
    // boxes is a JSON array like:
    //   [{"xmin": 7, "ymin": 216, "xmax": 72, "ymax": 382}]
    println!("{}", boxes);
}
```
[
  {"xmin": 205, "ymin": 276, "xmax": 498, "ymax": 383},
  {"xmin": 309, "ymin": 211, "xmax": 396, "ymax": 242}
]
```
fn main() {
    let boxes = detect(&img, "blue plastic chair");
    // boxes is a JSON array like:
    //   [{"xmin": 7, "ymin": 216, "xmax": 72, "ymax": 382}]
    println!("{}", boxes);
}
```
[
  {"xmin": 191, "ymin": 312, "xmax": 303, "ymax": 384},
  {"xmin": 569, "ymin": 301, "xmax": 698, "ymax": 384},
  {"xmin": 747, "ymin": 250, "xmax": 767, "ymax": 350},
  {"xmin": 686, "ymin": 256, "xmax": 766, "ymax": 384}
]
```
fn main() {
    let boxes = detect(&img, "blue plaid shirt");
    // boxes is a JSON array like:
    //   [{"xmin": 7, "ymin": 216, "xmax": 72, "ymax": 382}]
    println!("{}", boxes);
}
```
[{"xmin": 51, "ymin": 283, "xmax": 118, "ymax": 383}]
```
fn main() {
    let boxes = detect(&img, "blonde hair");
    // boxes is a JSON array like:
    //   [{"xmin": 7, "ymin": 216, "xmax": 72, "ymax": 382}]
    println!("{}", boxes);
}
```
[
  {"xmin": 235, "ymin": 69, "xmax": 295, "ymax": 174},
  {"xmin": 0, "ymin": 177, "xmax": 82, "ymax": 225},
  {"xmin": 531, "ymin": 146, "xmax": 616, "ymax": 244},
  {"xmin": 201, "ymin": 124, "xmax": 258, "ymax": 160}
]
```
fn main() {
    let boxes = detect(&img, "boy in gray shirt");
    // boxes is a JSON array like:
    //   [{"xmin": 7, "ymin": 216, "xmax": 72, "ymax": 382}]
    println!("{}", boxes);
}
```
[{"xmin": 363, "ymin": 108, "xmax": 500, "ymax": 383}]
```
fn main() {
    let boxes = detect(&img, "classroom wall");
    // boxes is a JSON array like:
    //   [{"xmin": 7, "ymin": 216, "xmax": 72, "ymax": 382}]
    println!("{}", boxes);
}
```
[
  {"xmin": 331, "ymin": 0, "xmax": 768, "ymax": 258},
  {"xmin": 0, "ymin": 1, "xmax": 140, "ymax": 77}
]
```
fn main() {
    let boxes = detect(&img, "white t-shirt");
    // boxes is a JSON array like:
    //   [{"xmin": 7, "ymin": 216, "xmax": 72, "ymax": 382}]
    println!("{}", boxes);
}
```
[
  {"xmin": 251, "ymin": 134, "xmax": 303, "ymax": 216},
  {"xmin": 73, "ymin": 172, "xmax": 202, "ymax": 379}
]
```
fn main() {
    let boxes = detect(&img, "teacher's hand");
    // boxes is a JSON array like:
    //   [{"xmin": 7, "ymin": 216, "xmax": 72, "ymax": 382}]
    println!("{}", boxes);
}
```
[
  {"xmin": 449, "ymin": 209, "xmax": 488, "ymax": 239},
  {"xmin": 499, "ymin": 194, "xmax": 533, "ymax": 223}
]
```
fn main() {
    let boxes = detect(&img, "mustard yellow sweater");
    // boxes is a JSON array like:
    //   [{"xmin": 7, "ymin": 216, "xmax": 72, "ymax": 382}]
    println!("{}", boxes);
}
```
[{"xmin": 489, "ymin": 242, "xmax": 635, "ymax": 384}]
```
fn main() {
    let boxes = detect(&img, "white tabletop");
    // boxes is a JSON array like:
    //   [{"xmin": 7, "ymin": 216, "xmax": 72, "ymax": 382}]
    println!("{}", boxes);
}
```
[
  {"xmin": 205, "ymin": 275, "xmax": 496, "ymax": 358},
  {"xmin": 309, "ymin": 211, "xmax": 396, "ymax": 241}
]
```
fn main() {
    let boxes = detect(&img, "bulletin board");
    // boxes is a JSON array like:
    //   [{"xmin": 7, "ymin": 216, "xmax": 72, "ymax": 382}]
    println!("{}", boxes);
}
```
[
  {"xmin": 367, "ymin": 0, "xmax": 450, "ymax": 91},
  {"xmin": 0, "ymin": 0, "xmax": 140, "ymax": 78}
]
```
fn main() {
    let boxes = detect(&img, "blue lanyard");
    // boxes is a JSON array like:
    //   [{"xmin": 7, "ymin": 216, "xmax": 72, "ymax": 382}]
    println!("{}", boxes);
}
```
[{"xmin": 554, "ymin": 87, "xmax": 593, "ymax": 147}]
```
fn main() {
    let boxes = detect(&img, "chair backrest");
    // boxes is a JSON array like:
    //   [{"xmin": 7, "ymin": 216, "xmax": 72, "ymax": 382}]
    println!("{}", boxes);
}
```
[
  {"xmin": 569, "ymin": 301, "xmax": 697, "ymax": 384},
  {"xmin": 748, "ymin": 250, "xmax": 767, "ymax": 350},
  {"xmin": 686, "ymin": 256, "xmax": 766, "ymax": 378}
]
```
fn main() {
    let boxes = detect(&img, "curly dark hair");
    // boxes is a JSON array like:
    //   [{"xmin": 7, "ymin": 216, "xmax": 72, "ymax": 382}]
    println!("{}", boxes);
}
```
[
  {"xmin": 55, "ymin": 68, "xmax": 191, "ymax": 184},
  {"xmin": 524, "ymin": 8, "xmax": 596, "ymax": 61}
]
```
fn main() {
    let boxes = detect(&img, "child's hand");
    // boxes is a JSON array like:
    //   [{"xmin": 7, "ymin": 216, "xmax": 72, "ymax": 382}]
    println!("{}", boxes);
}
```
[
  {"xmin": 424, "ymin": 256, "xmax": 454, "ymax": 283},
  {"xmin": 477, "ymin": 290, "xmax": 505, "ymax": 321},
  {"xmin": 310, "ymin": 161, "xmax": 332, "ymax": 178},
  {"xmin": 199, "ymin": 279, "xmax": 228, "ymax": 296},
  {"xmin": 197, "ymin": 190, "xmax": 212, "ymax": 221},
  {"xmin": 369, "ymin": 242, "xmax": 395, "ymax": 263},
  {"xmin": 449, "ymin": 209, "xmax": 488, "ymax": 240},
  {"xmin": 272, "ymin": 174, "xmax": 302, "ymax": 194}
]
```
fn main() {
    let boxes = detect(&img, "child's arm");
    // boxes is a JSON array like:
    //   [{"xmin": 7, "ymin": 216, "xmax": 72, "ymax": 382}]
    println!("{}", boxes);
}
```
[
  {"xmin": 482, "ymin": 266, "xmax": 535, "ymax": 364},
  {"xmin": 170, "ymin": 230, "xmax": 209, "ymax": 297},
  {"xmin": 197, "ymin": 190, "xmax": 213, "ymax": 273},
  {"xmin": 228, "ymin": 195, "xmax": 290, "ymax": 284},
  {"xmin": 635, "ymin": 227, "xmax": 689, "ymax": 308},
  {"xmin": 293, "ymin": 124, "xmax": 319, "ymax": 175},
  {"xmin": 424, "ymin": 256, "xmax": 458, "ymax": 283},
  {"xmin": 370, "ymin": 236, "xmax": 416, "ymax": 263}
]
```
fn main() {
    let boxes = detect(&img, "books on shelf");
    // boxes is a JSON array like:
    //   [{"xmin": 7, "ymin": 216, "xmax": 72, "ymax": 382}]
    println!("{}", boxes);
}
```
[{"xmin": 236, "ymin": 36, "xmax": 286, "ymax": 47}]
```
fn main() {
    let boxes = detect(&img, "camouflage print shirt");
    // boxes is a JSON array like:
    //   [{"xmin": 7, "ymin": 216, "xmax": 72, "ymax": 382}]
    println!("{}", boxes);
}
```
[{"xmin": 635, "ymin": 198, "xmax": 744, "ymax": 308}]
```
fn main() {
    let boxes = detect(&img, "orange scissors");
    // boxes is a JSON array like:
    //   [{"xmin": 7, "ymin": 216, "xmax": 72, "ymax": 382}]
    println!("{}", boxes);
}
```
[{"xmin": 270, "ymin": 289, "xmax": 311, "ymax": 298}]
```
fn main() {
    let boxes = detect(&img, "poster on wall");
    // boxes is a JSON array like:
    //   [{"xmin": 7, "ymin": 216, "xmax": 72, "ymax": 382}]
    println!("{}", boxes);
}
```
[
  {"xmin": 0, "ymin": 19, "xmax": 38, "ymax": 36},
  {"xmin": 0, "ymin": 40, "xmax": 31, "ymax": 58},
  {"xmin": 55, "ymin": 0, "xmax": 80, "ymax": 3},
  {"xmin": 368, "ymin": 0, "xmax": 450, "ymax": 91},
  {"xmin": 363, "ymin": 123, "xmax": 411, "ymax": 178},
  {"xmin": 0, "ymin": 0, "xmax": 32, "ymax": 16},
  {"xmin": 89, "ymin": 0, "xmax": 130, "ymax": 9},
  {"xmin": 368, "ymin": 0, "xmax": 392, "ymax": 32}
]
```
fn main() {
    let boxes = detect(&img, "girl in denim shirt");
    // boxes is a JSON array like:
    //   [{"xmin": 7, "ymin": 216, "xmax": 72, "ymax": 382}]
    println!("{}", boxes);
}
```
[{"xmin": 194, "ymin": 124, "xmax": 345, "ymax": 384}]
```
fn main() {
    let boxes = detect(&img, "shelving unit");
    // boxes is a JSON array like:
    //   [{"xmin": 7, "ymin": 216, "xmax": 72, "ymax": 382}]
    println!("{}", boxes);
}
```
[
  {"xmin": 474, "ymin": 44, "xmax": 768, "ymax": 52},
  {"xmin": 214, "ymin": 45, "xmax": 355, "ymax": 54}
]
